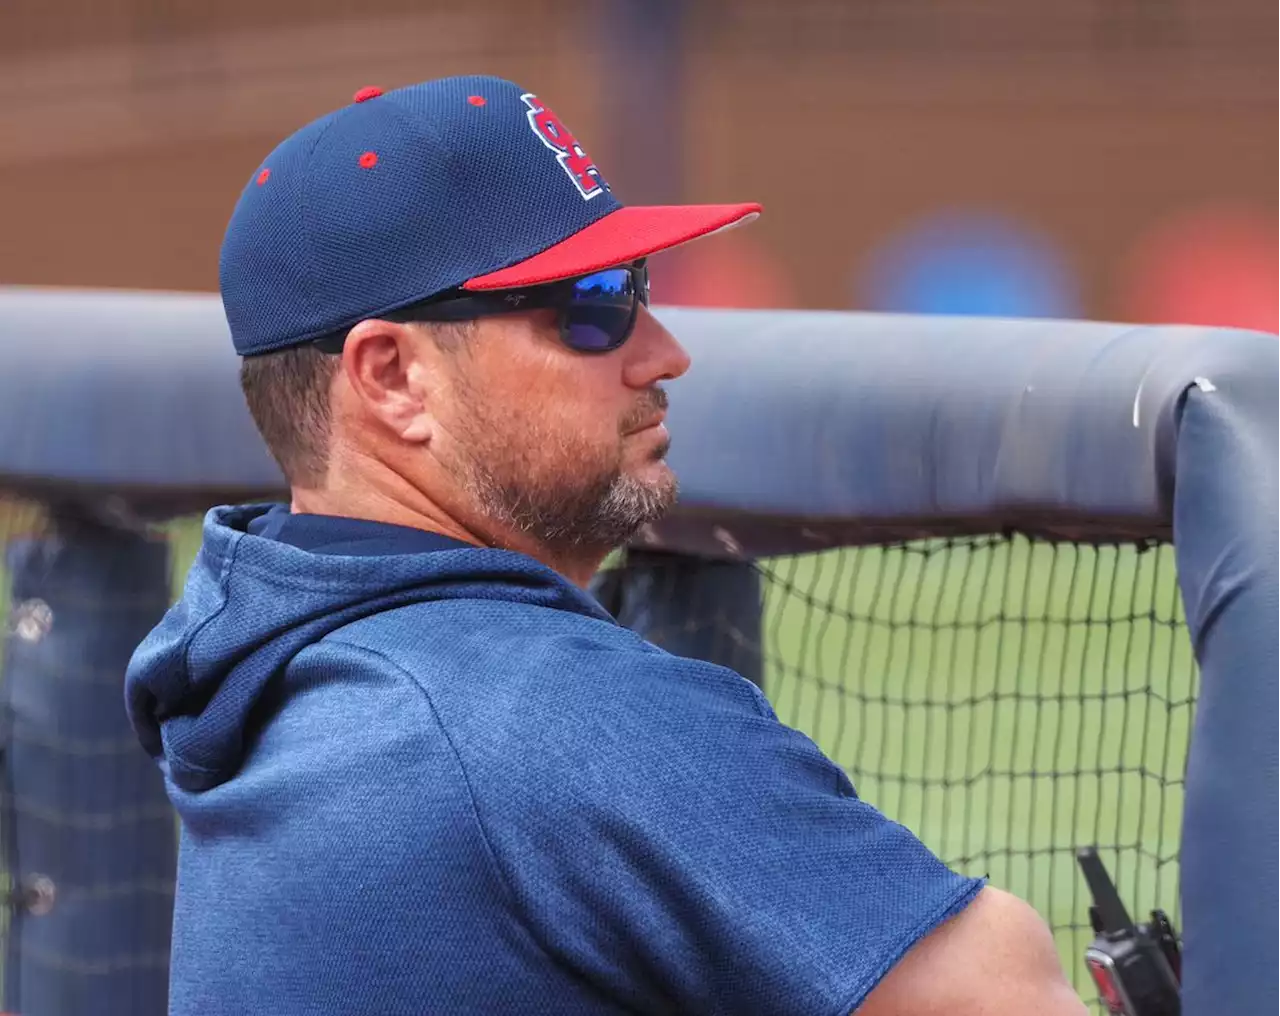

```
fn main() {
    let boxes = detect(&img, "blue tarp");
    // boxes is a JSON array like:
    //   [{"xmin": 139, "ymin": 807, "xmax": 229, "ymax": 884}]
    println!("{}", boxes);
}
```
[{"xmin": 2, "ymin": 523, "xmax": 175, "ymax": 1015}]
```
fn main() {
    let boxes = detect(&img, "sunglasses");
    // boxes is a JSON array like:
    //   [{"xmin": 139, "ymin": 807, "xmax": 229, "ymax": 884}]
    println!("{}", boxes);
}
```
[{"xmin": 314, "ymin": 261, "xmax": 650, "ymax": 354}]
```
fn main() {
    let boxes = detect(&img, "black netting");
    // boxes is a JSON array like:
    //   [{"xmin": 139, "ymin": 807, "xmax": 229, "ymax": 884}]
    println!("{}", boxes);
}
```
[
  {"xmin": 620, "ymin": 535, "xmax": 1196, "ymax": 1007},
  {"xmin": 784, "ymin": 537, "xmax": 1195, "ymax": 992}
]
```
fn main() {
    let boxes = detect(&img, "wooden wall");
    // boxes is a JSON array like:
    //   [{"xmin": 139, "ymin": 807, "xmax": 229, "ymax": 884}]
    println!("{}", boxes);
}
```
[{"xmin": 1, "ymin": 0, "xmax": 1273, "ymax": 319}]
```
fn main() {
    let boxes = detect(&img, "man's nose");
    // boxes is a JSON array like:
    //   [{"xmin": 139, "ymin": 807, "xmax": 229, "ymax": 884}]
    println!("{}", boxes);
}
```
[{"xmin": 622, "ymin": 306, "xmax": 692, "ymax": 388}]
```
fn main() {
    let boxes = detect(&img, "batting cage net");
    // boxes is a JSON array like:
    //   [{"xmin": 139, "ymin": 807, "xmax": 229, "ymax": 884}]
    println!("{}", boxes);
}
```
[
  {"xmin": 766, "ymin": 537, "xmax": 1192, "ymax": 919},
  {"xmin": 603, "ymin": 536, "xmax": 1195, "ymax": 997}
]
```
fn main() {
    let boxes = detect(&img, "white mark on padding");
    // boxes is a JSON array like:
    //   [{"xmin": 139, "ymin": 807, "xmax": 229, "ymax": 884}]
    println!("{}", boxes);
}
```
[
  {"xmin": 1192, "ymin": 376, "xmax": 1217, "ymax": 393},
  {"xmin": 712, "ymin": 526, "xmax": 744, "ymax": 558},
  {"xmin": 11, "ymin": 599, "xmax": 53, "ymax": 644},
  {"xmin": 22, "ymin": 874, "xmax": 57, "ymax": 917},
  {"xmin": 1132, "ymin": 379, "xmax": 1145, "ymax": 428}
]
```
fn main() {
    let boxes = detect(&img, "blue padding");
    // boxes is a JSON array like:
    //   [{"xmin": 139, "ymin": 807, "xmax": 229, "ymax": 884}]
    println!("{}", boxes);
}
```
[
  {"xmin": 2, "ymin": 288, "xmax": 1272, "ymax": 554},
  {"xmin": 1171, "ymin": 369, "xmax": 1278, "ymax": 1016},
  {"xmin": 0, "ymin": 288, "xmax": 283, "ymax": 512},
  {"xmin": 1, "ymin": 523, "xmax": 176, "ymax": 1015},
  {"xmin": 648, "ymin": 309, "xmax": 1276, "ymax": 557}
]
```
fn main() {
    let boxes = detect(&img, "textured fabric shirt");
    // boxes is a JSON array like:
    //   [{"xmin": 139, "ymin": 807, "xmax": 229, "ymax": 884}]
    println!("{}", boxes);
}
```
[{"xmin": 126, "ymin": 504, "xmax": 983, "ymax": 1016}]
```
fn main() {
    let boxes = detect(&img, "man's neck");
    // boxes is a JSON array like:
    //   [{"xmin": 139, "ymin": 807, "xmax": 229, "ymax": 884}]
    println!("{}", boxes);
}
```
[
  {"xmin": 290, "ymin": 484, "xmax": 483, "ymax": 550},
  {"xmin": 289, "ymin": 476, "xmax": 608, "ymax": 590}
]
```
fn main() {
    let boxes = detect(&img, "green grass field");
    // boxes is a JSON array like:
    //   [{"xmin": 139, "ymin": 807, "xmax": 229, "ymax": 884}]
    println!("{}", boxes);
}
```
[{"xmin": 0, "ymin": 508, "xmax": 1195, "ymax": 1005}]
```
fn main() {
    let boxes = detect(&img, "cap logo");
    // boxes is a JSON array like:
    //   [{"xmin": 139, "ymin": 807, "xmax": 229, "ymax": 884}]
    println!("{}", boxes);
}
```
[{"xmin": 520, "ymin": 93, "xmax": 607, "ymax": 201}]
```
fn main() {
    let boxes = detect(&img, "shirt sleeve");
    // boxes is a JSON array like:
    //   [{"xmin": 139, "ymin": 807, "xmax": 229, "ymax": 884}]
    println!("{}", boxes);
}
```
[{"xmin": 465, "ymin": 645, "xmax": 986, "ymax": 1016}]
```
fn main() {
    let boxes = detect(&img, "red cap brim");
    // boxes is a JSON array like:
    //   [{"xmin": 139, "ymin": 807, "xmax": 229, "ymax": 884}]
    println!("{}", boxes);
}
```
[{"xmin": 463, "ymin": 203, "xmax": 763, "ymax": 291}]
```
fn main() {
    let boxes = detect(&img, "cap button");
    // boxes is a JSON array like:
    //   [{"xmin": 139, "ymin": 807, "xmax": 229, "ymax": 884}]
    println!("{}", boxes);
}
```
[{"xmin": 353, "ymin": 86, "xmax": 384, "ymax": 103}]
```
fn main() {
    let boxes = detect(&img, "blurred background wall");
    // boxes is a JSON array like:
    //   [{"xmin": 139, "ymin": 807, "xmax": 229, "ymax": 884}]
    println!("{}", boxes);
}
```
[{"xmin": 1, "ymin": 0, "xmax": 1275, "ymax": 331}]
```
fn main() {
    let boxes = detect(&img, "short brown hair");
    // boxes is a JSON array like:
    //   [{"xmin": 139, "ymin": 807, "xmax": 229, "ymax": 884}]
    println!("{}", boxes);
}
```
[
  {"xmin": 240, "ymin": 344, "xmax": 339, "ymax": 487},
  {"xmin": 238, "ymin": 322, "xmax": 473, "ymax": 486}
]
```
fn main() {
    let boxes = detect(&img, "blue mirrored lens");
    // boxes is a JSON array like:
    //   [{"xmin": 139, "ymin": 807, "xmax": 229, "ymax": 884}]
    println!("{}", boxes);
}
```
[
  {"xmin": 564, "ymin": 268, "xmax": 639, "ymax": 351},
  {"xmin": 574, "ymin": 268, "xmax": 635, "ymax": 302}
]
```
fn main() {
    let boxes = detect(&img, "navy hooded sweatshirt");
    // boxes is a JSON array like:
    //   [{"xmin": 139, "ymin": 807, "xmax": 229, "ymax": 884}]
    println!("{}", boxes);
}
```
[{"xmin": 126, "ymin": 504, "xmax": 982, "ymax": 1016}]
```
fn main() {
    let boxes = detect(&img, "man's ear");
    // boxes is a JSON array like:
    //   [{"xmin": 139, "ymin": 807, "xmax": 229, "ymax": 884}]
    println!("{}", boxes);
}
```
[{"xmin": 337, "ymin": 319, "xmax": 436, "ymax": 443}]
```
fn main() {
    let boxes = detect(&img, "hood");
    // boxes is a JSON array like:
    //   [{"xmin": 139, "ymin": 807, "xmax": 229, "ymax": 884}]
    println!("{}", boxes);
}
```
[{"xmin": 125, "ymin": 504, "xmax": 612, "ymax": 793}]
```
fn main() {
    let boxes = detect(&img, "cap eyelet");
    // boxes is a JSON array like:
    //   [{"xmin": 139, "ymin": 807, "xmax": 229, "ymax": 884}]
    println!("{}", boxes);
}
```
[
  {"xmin": 256, "ymin": 168, "xmax": 270, "ymax": 186},
  {"xmin": 353, "ymin": 86, "xmax": 384, "ymax": 103},
  {"xmin": 468, "ymin": 95, "xmax": 487, "ymax": 107},
  {"xmin": 358, "ymin": 152, "xmax": 378, "ymax": 169}
]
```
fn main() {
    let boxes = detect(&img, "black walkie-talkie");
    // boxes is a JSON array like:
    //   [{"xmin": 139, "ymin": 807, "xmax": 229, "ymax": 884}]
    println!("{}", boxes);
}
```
[{"xmin": 1076, "ymin": 847, "xmax": 1181, "ymax": 1016}]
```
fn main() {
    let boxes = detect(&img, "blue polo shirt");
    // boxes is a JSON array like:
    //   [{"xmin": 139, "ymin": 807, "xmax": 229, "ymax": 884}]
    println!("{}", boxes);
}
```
[{"xmin": 126, "ymin": 504, "xmax": 982, "ymax": 1016}]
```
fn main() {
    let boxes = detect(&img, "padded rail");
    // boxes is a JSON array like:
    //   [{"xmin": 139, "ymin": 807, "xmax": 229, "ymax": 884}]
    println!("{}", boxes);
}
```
[{"xmin": 0, "ymin": 288, "xmax": 1271, "ymax": 550}]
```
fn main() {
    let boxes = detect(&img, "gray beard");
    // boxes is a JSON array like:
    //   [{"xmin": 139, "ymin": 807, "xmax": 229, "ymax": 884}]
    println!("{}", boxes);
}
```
[
  {"xmin": 445, "ymin": 376, "xmax": 677, "ymax": 554},
  {"xmin": 463, "ymin": 450, "xmax": 676, "ymax": 552}
]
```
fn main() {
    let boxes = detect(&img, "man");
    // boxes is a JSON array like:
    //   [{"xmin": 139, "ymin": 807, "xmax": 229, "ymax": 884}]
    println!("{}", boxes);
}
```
[{"xmin": 126, "ymin": 75, "xmax": 1086, "ymax": 1015}]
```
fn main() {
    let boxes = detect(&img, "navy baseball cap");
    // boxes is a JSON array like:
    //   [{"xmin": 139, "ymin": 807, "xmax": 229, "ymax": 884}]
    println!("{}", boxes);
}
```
[{"xmin": 220, "ymin": 75, "xmax": 762, "ymax": 356}]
